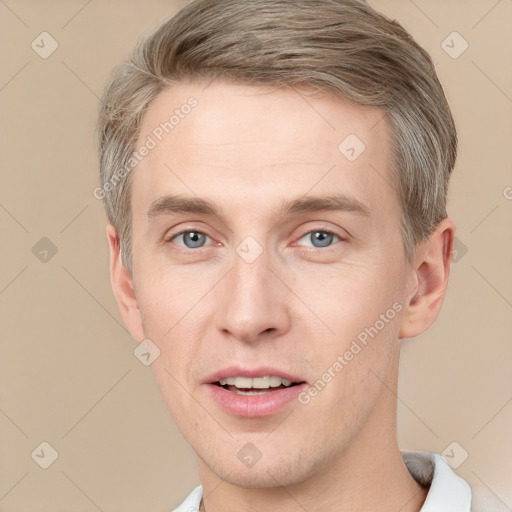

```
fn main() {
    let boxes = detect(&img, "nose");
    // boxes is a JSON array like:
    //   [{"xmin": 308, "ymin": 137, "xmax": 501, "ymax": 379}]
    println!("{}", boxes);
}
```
[{"xmin": 214, "ymin": 251, "xmax": 292, "ymax": 344}]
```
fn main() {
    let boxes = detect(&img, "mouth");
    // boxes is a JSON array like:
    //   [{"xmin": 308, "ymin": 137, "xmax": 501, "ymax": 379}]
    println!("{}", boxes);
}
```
[
  {"xmin": 214, "ymin": 376, "xmax": 301, "ymax": 395},
  {"xmin": 204, "ymin": 368, "xmax": 307, "ymax": 417}
]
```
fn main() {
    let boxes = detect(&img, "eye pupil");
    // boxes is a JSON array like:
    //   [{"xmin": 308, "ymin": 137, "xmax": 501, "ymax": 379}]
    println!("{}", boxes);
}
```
[
  {"xmin": 184, "ymin": 231, "xmax": 206, "ymax": 248},
  {"xmin": 311, "ymin": 231, "xmax": 333, "ymax": 247}
]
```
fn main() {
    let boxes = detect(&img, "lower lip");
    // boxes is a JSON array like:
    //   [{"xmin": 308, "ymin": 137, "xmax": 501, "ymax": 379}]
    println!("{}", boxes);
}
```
[{"xmin": 205, "ymin": 383, "xmax": 308, "ymax": 418}]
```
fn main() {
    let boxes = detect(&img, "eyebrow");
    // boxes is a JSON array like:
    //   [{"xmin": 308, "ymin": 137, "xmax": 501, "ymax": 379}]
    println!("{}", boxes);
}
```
[{"xmin": 147, "ymin": 193, "xmax": 371, "ymax": 220}]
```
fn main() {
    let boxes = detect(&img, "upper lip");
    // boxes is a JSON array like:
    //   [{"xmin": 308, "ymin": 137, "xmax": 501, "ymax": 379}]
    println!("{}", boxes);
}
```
[{"xmin": 202, "ymin": 365, "xmax": 306, "ymax": 385}]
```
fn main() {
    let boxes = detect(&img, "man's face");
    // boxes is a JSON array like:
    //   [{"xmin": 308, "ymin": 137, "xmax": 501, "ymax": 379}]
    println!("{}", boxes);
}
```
[{"xmin": 129, "ymin": 80, "xmax": 410, "ymax": 486}]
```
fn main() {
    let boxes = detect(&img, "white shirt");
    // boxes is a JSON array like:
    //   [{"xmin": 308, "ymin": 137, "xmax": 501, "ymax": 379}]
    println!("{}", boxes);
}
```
[{"xmin": 173, "ymin": 450, "xmax": 472, "ymax": 512}]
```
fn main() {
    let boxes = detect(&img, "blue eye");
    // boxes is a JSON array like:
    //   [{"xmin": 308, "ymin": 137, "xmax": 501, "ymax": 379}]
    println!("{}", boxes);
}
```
[
  {"xmin": 172, "ymin": 231, "xmax": 211, "ymax": 249},
  {"xmin": 298, "ymin": 230, "xmax": 341, "ymax": 248}
]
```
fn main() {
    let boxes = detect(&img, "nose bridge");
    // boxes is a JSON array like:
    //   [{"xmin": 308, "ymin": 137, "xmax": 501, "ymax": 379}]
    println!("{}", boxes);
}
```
[{"xmin": 214, "ymin": 248, "xmax": 291, "ymax": 342}]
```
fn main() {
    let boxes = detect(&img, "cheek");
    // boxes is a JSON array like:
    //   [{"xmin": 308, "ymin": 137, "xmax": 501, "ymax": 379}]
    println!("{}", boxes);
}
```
[
  {"xmin": 133, "ymin": 261, "xmax": 226, "ymax": 384},
  {"xmin": 134, "ymin": 257, "xmax": 218, "ymax": 334},
  {"xmin": 295, "ymin": 312, "xmax": 401, "ymax": 458},
  {"xmin": 290, "ymin": 259, "xmax": 404, "ymax": 342},
  {"xmin": 291, "ymin": 260, "xmax": 405, "ymax": 408}
]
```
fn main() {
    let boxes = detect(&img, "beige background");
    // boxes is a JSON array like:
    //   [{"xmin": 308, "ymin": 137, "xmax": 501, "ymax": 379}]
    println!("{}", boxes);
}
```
[{"xmin": 0, "ymin": 0, "xmax": 511, "ymax": 510}]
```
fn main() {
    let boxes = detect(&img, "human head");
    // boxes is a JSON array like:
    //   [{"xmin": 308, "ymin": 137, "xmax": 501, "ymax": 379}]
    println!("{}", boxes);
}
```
[
  {"xmin": 97, "ymin": 0, "xmax": 457, "ymax": 497},
  {"xmin": 96, "ymin": 0, "xmax": 457, "ymax": 273}
]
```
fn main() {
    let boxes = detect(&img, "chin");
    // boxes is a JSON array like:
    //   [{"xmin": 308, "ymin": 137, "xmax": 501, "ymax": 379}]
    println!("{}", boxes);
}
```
[
  {"xmin": 225, "ymin": 470, "xmax": 284, "ymax": 489},
  {"xmin": 217, "ymin": 464, "xmax": 305, "ymax": 489},
  {"xmin": 200, "ymin": 446, "xmax": 325, "ymax": 489}
]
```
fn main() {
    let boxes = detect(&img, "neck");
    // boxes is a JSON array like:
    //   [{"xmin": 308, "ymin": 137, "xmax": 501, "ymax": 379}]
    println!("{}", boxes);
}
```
[{"xmin": 198, "ymin": 348, "xmax": 428, "ymax": 512}]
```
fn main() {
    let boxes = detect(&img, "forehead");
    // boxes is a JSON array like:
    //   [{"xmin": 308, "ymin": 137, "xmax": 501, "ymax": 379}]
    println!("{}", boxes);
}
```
[{"xmin": 132, "ymin": 80, "xmax": 398, "ymax": 222}]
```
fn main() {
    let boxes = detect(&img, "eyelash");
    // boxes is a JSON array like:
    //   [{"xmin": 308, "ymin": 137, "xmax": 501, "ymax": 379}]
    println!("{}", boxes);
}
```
[{"xmin": 166, "ymin": 227, "xmax": 344, "ymax": 251}]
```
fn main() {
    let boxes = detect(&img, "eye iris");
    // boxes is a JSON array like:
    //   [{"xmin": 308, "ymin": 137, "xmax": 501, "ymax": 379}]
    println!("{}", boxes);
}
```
[
  {"xmin": 311, "ymin": 231, "xmax": 333, "ymax": 247},
  {"xmin": 183, "ymin": 231, "xmax": 206, "ymax": 248}
]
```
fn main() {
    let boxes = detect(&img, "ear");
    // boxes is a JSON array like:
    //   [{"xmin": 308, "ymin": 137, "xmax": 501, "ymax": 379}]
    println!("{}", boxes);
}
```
[
  {"xmin": 106, "ymin": 225, "xmax": 145, "ymax": 341},
  {"xmin": 399, "ymin": 217, "xmax": 456, "ymax": 339}
]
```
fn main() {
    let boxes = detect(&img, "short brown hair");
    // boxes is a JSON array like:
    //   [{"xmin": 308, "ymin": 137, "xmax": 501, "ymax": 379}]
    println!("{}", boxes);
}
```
[{"xmin": 96, "ymin": 0, "xmax": 457, "ymax": 271}]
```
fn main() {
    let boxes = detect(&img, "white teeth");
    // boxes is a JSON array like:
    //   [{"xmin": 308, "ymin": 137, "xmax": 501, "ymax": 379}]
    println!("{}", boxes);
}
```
[
  {"xmin": 235, "ymin": 377, "xmax": 252, "ymax": 389},
  {"xmin": 269, "ymin": 376, "xmax": 282, "ymax": 387},
  {"xmin": 218, "ymin": 376, "xmax": 295, "ymax": 389},
  {"xmin": 252, "ymin": 376, "xmax": 270, "ymax": 389},
  {"xmin": 217, "ymin": 377, "xmax": 236, "ymax": 385}
]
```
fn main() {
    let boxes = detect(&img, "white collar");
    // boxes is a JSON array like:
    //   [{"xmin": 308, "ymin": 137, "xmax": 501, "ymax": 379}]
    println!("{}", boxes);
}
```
[
  {"xmin": 402, "ymin": 451, "xmax": 472, "ymax": 511},
  {"xmin": 173, "ymin": 450, "xmax": 472, "ymax": 511}
]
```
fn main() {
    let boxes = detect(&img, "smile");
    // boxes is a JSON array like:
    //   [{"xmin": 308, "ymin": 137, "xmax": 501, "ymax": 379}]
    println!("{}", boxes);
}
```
[
  {"xmin": 216, "ymin": 375, "xmax": 297, "ymax": 394},
  {"xmin": 204, "ymin": 367, "xmax": 307, "ymax": 417}
]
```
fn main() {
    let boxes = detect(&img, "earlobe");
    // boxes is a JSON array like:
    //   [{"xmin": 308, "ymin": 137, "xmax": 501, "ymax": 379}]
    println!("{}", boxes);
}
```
[
  {"xmin": 106, "ymin": 225, "xmax": 145, "ymax": 341},
  {"xmin": 399, "ymin": 218, "xmax": 455, "ymax": 339}
]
